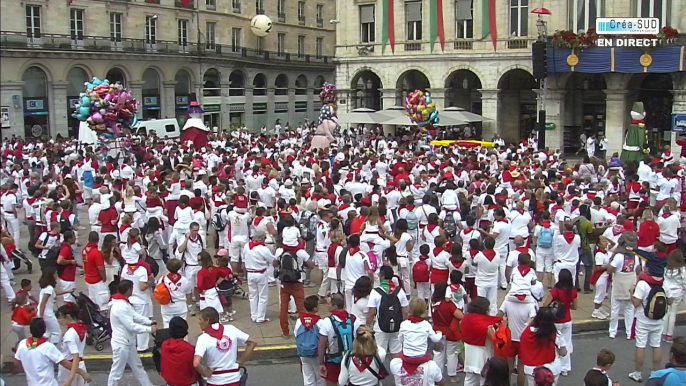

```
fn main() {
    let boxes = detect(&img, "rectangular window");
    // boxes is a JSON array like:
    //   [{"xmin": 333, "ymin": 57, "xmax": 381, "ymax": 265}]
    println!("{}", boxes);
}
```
[
  {"xmin": 278, "ymin": 0, "xmax": 286, "ymax": 22},
  {"xmin": 206, "ymin": 0, "xmax": 216, "ymax": 9},
  {"xmin": 509, "ymin": 0, "xmax": 528, "ymax": 37},
  {"xmin": 316, "ymin": 4, "xmax": 324, "ymax": 27},
  {"xmin": 178, "ymin": 19, "xmax": 188, "ymax": 46},
  {"xmin": 298, "ymin": 35, "xmax": 305, "ymax": 57},
  {"xmin": 206, "ymin": 22, "xmax": 216, "ymax": 49},
  {"xmin": 277, "ymin": 33, "xmax": 286, "ymax": 56},
  {"xmin": 255, "ymin": 0, "xmax": 264, "ymax": 15},
  {"xmin": 232, "ymin": 0, "xmax": 241, "ymax": 13},
  {"xmin": 316, "ymin": 37, "xmax": 323, "ymax": 58},
  {"xmin": 405, "ymin": 1, "xmax": 422, "ymax": 41},
  {"xmin": 455, "ymin": 0, "xmax": 474, "ymax": 38},
  {"xmin": 110, "ymin": 12, "xmax": 122, "ymax": 42},
  {"xmin": 257, "ymin": 36, "xmax": 265, "ymax": 53},
  {"xmin": 70, "ymin": 9, "xmax": 84, "ymax": 40},
  {"xmin": 145, "ymin": 15, "xmax": 157, "ymax": 44},
  {"xmin": 571, "ymin": 0, "xmax": 600, "ymax": 33},
  {"xmin": 232, "ymin": 27, "xmax": 242, "ymax": 52},
  {"xmin": 638, "ymin": 0, "xmax": 667, "ymax": 27},
  {"xmin": 359, "ymin": 5, "xmax": 375, "ymax": 43},
  {"xmin": 26, "ymin": 5, "xmax": 41, "ymax": 38},
  {"xmin": 298, "ymin": 1, "xmax": 306, "ymax": 24}
]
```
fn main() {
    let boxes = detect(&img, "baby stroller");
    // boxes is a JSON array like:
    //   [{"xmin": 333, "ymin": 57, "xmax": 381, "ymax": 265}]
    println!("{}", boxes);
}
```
[
  {"xmin": 11, "ymin": 248, "xmax": 33, "ymax": 274},
  {"xmin": 76, "ymin": 292, "xmax": 111, "ymax": 351}
]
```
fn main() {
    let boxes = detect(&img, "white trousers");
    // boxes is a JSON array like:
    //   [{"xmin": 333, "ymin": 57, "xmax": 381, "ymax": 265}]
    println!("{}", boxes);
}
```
[
  {"xmin": 434, "ymin": 340, "xmax": 460, "ymax": 377},
  {"xmin": 161, "ymin": 307, "xmax": 188, "ymax": 329},
  {"xmin": 477, "ymin": 285, "xmax": 498, "ymax": 315},
  {"xmin": 317, "ymin": 266, "xmax": 331, "ymax": 297},
  {"xmin": 87, "ymin": 281, "xmax": 110, "ymax": 310},
  {"xmin": 132, "ymin": 302, "xmax": 151, "ymax": 351},
  {"xmin": 593, "ymin": 276, "xmax": 608, "ymax": 305},
  {"xmin": 300, "ymin": 356, "xmax": 325, "ymax": 386},
  {"xmin": 3, "ymin": 213, "xmax": 19, "ymax": 243},
  {"xmin": 345, "ymin": 288, "xmax": 354, "ymax": 312},
  {"xmin": 555, "ymin": 321, "xmax": 573, "ymax": 372},
  {"xmin": 58, "ymin": 361, "xmax": 88, "ymax": 386},
  {"xmin": 108, "ymin": 344, "xmax": 153, "ymax": 386},
  {"xmin": 44, "ymin": 314, "xmax": 62, "ymax": 344},
  {"xmin": 609, "ymin": 299, "xmax": 635, "ymax": 338},
  {"xmin": 464, "ymin": 372, "xmax": 485, "ymax": 386},
  {"xmin": 248, "ymin": 272, "xmax": 269, "ymax": 322},
  {"xmin": 554, "ymin": 263, "xmax": 577, "ymax": 286},
  {"xmin": 496, "ymin": 247, "xmax": 509, "ymax": 288},
  {"xmin": 59, "ymin": 279, "xmax": 76, "ymax": 303},
  {"xmin": 0, "ymin": 265, "xmax": 15, "ymax": 301},
  {"xmin": 664, "ymin": 298, "xmax": 682, "ymax": 336}
]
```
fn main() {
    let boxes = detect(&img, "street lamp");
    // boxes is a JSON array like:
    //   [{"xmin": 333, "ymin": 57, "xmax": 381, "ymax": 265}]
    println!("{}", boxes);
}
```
[{"xmin": 531, "ymin": 8, "xmax": 551, "ymax": 41}]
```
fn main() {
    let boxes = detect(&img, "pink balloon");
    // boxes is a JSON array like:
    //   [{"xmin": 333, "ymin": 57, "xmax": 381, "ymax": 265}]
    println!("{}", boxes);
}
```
[{"xmin": 91, "ymin": 112, "xmax": 103, "ymax": 123}]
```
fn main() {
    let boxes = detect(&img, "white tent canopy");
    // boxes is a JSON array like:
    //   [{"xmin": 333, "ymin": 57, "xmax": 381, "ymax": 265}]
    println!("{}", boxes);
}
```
[
  {"xmin": 442, "ymin": 106, "xmax": 490, "ymax": 122},
  {"xmin": 336, "ymin": 108, "xmax": 387, "ymax": 124}
]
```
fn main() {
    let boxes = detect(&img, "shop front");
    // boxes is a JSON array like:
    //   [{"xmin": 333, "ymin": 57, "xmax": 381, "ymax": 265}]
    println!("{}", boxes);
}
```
[
  {"xmin": 67, "ymin": 97, "xmax": 80, "ymax": 138},
  {"xmin": 229, "ymin": 103, "xmax": 244, "ymax": 129},
  {"xmin": 142, "ymin": 96, "xmax": 161, "ymax": 119},
  {"xmin": 294, "ymin": 101, "xmax": 308, "ymax": 126},
  {"xmin": 203, "ymin": 104, "xmax": 221, "ymax": 131},
  {"xmin": 24, "ymin": 98, "xmax": 49, "ymax": 139},
  {"xmin": 176, "ymin": 95, "xmax": 189, "ymax": 128},
  {"xmin": 252, "ymin": 102, "xmax": 268, "ymax": 131}
]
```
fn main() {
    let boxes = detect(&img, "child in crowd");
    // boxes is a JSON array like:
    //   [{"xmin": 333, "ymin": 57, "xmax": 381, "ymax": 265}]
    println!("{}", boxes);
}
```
[
  {"xmin": 10, "ymin": 300, "xmax": 36, "ymax": 351},
  {"xmin": 662, "ymin": 250, "xmax": 686, "ymax": 342},
  {"xmin": 506, "ymin": 252, "xmax": 537, "ymax": 303},
  {"xmin": 587, "ymin": 349, "xmax": 616, "ymax": 386},
  {"xmin": 445, "ymin": 270, "xmax": 466, "ymax": 310},
  {"xmin": 215, "ymin": 253, "xmax": 237, "ymax": 322},
  {"xmin": 294, "ymin": 295, "xmax": 324, "ymax": 386},
  {"xmin": 280, "ymin": 215, "xmax": 307, "ymax": 255},
  {"xmin": 413, "ymin": 244, "xmax": 432, "ymax": 306},
  {"xmin": 13, "ymin": 279, "xmax": 37, "ymax": 307},
  {"xmin": 591, "ymin": 237, "xmax": 614, "ymax": 320},
  {"xmin": 398, "ymin": 298, "xmax": 443, "ymax": 362}
]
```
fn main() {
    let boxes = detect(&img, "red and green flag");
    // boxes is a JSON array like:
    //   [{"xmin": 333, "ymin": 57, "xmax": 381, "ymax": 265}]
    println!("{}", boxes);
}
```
[
  {"xmin": 429, "ymin": 0, "xmax": 445, "ymax": 52},
  {"xmin": 381, "ymin": 0, "xmax": 395, "ymax": 53},
  {"xmin": 480, "ymin": 0, "xmax": 498, "ymax": 50}
]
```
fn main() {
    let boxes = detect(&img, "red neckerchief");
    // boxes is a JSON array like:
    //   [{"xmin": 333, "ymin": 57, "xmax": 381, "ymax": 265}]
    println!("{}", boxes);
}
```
[
  {"xmin": 662, "ymin": 213, "xmax": 671, "ymax": 219},
  {"xmin": 204, "ymin": 323, "xmax": 224, "ymax": 339},
  {"xmin": 249, "ymin": 240, "xmax": 265, "ymax": 249},
  {"xmin": 110, "ymin": 293, "xmax": 130, "ymax": 305},
  {"xmin": 497, "ymin": 218, "xmax": 508, "ymax": 223},
  {"xmin": 563, "ymin": 231, "xmax": 575, "ymax": 244},
  {"xmin": 68, "ymin": 323, "xmax": 88, "ymax": 341},
  {"xmin": 540, "ymin": 220, "xmax": 551, "ymax": 228},
  {"xmin": 482, "ymin": 249, "xmax": 496, "ymax": 261},
  {"xmin": 299, "ymin": 312, "xmax": 321, "ymax": 329},
  {"xmin": 407, "ymin": 315, "xmax": 424, "ymax": 323},
  {"xmin": 119, "ymin": 224, "xmax": 131, "ymax": 234},
  {"xmin": 338, "ymin": 203, "xmax": 350, "ymax": 211},
  {"xmin": 126, "ymin": 263, "xmax": 139, "ymax": 275},
  {"xmin": 351, "ymin": 355, "xmax": 375, "ymax": 372},
  {"xmin": 254, "ymin": 216, "xmax": 265, "ymax": 226},
  {"xmin": 462, "ymin": 227, "xmax": 474, "ymax": 235},
  {"xmin": 469, "ymin": 249, "xmax": 479, "ymax": 258},
  {"xmin": 167, "ymin": 273, "xmax": 182, "ymax": 284},
  {"xmin": 406, "ymin": 205, "xmax": 415, "ymax": 211},
  {"xmin": 433, "ymin": 247, "xmax": 445, "ymax": 257},
  {"xmin": 516, "ymin": 247, "xmax": 528, "ymax": 254},
  {"xmin": 26, "ymin": 337, "xmax": 47, "ymax": 349},
  {"xmin": 331, "ymin": 310, "xmax": 352, "ymax": 323},
  {"xmin": 551, "ymin": 205, "xmax": 563, "ymax": 214},
  {"xmin": 290, "ymin": 206, "xmax": 299, "ymax": 213},
  {"xmin": 517, "ymin": 265, "xmax": 532, "ymax": 276},
  {"xmin": 427, "ymin": 224, "xmax": 437, "ymax": 233},
  {"xmin": 449, "ymin": 283, "xmax": 461, "ymax": 293},
  {"xmin": 488, "ymin": 204, "xmax": 497, "ymax": 210},
  {"xmin": 348, "ymin": 247, "xmax": 360, "ymax": 256},
  {"xmin": 451, "ymin": 260, "xmax": 463, "ymax": 270}
]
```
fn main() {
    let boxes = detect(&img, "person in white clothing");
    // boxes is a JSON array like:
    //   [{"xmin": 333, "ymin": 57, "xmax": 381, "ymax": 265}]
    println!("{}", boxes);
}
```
[
  {"xmin": 1, "ymin": 184, "xmax": 20, "ymax": 242},
  {"xmin": 158, "ymin": 259, "xmax": 192, "ymax": 328},
  {"xmin": 107, "ymin": 280, "xmax": 156, "ymax": 386},
  {"xmin": 176, "ymin": 223, "xmax": 204, "ymax": 313},
  {"xmin": 0, "ymin": 245, "xmax": 15, "ymax": 303},
  {"xmin": 389, "ymin": 357, "xmax": 444, "ymax": 386},
  {"xmin": 472, "ymin": 237, "xmax": 501, "ymax": 315},
  {"xmin": 243, "ymin": 237, "xmax": 276, "ymax": 323},
  {"xmin": 55, "ymin": 304, "xmax": 89, "ymax": 386},
  {"xmin": 479, "ymin": 208, "xmax": 511, "ymax": 289},
  {"xmin": 119, "ymin": 229, "xmax": 154, "ymax": 352},
  {"xmin": 193, "ymin": 308, "xmax": 258, "ymax": 386},
  {"xmin": 14, "ymin": 318, "xmax": 91, "ymax": 386},
  {"xmin": 343, "ymin": 235, "xmax": 375, "ymax": 312},
  {"xmin": 228, "ymin": 206, "xmax": 251, "ymax": 276},
  {"xmin": 552, "ymin": 222, "xmax": 581, "ymax": 284},
  {"xmin": 366, "ymin": 266, "xmax": 410, "ymax": 357}
]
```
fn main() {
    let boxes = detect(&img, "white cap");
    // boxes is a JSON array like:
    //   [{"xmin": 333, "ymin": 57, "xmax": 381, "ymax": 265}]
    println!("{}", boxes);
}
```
[
  {"xmin": 65, "ymin": 174, "xmax": 73, "ymax": 179},
  {"xmin": 198, "ymin": 169, "xmax": 207, "ymax": 176},
  {"xmin": 284, "ymin": 179, "xmax": 293, "ymax": 187},
  {"xmin": 301, "ymin": 179, "xmax": 311, "ymax": 185}
]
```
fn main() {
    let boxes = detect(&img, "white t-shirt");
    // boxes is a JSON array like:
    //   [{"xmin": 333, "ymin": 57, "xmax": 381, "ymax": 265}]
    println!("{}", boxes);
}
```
[
  {"xmin": 319, "ymin": 314, "xmax": 355, "ymax": 358},
  {"xmin": 228, "ymin": 211, "xmax": 250, "ymax": 238},
  {"xmin": 492, "ymin": 220, "xmax": 511, "ymax": 250},
  {"xmin": 350, "ymin": 296, "xmax": 369, "ymax": 332},
  {"xmin": 499, "ymin": 300, "xmax": 537, "ymax": 341},
  {"xmin": 473, "ymin": 251, "xmax": 500, "ymax": 287},
  {"xmin": 282, "ymin": 226, "xmax": 301, "ymax": 247},
  {"xmin": 633, "ymin": 279, "xmax": 673, "ymax": 326},
  {"xmin": 120, "ymin": 264, "xmax": 149, "ymax": 304},
  {"xmin": 14, "ymin": 339, "xmax": 65, "ymax": 386},
  {"xmin": 37, "ymin": 232, "xmax": 62, "ymax": 258},
  {"xmin": 120, "ymin": 242, "xmax": 142, "ymax": 264},
  {"xmin": 60, "ymin": 326, "xmax": 86, "ymax": 361},
  {"xmin": 366, "ymin": 287, "xmax": 410, "ymax": 332},
  {"xmin": 594, "ymin": 250, "xmax": 611, "ymax": 281},
  {"xmin": 195, "ymin": 324, "xmax": 250, "ymax": 385},
  {"xmin": 389, "ymin": 358, "xmax": 443, "ymax": 386},
  {"xmin": 38, "ymin": 285, "xmax": 56, "ymax": 318},
  {"xmin": 344, "ymin": 250, "xmax": 372, "ymax": 290},
  {"xmin": 398, "ymin": 319, "xmax": 442, "ymax": 357}
]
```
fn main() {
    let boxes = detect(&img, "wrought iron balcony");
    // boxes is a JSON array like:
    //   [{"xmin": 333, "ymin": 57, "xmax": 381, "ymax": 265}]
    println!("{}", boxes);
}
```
[
  {"xmin": 175, "ymin": 0, "xmax": 194, "ymax": 8},
  {"xmin": 0, "ymin": 31, "xmax": 333, "ymax": 67}
]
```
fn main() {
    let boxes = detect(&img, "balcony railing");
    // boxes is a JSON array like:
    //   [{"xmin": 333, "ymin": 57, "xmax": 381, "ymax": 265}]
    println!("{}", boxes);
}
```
[
  {"xmin": 453, "ymin": 40, "xmax": 473, "ymax": 50},
  {"xmin": 316, "ymin": 18, "xmax": 324, "ymax": 27},
  {"xmin": 507, "ymin": 38, "xmax": 529, "ymax": 49},
  {"xmin": 298, "ymin": 16, "xmax": 306, "ymax": 26},
  {"xmin": 404, "ymin": 42, "xmax": 422, "ymax": 51},
  {"xmin": 232, "ymin": 0, "xmax": 241, "ymax": 12},
  {"xmin": 278, "ymin": 13, "xmax": 286, "ymax": 22},
  {"xmin": 0, "ymin": 31, "xmax": 333, "ymax": 66},
  {"xmin": 205, "ymin": 0, "xmax": 215, "ymax": 10},
  {"xmin": 145, "ymin": 0, "xmax": 160, "ymax": 3}
]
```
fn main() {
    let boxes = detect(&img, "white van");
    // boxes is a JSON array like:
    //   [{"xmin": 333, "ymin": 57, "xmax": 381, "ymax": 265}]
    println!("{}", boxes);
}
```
[{"xmin": 134, "ymin": 119, "xmax": 181, "ymax": 138}]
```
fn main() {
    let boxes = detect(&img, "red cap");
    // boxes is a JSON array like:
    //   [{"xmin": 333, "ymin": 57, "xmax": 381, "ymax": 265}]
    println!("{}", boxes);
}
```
[
  {"xmin": 234, "ymin": 193, "xmax": 248, "ymax": 209},
  {"xmin": 361, "ymin": 197, "xmax": 371, "ymax": 205},
  {"xmin": 443, "ymin": 172, "xmax": 454, "ymax": 179},
  {"xmin": 623, "ymin": 220, "xmax": 635, "ymax": 231}
]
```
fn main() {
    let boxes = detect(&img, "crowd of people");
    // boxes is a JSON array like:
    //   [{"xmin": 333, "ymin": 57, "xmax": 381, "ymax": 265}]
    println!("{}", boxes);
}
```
[{"xmin": 1, "ymin": 123, "xmax": 686, "ymax": 386}]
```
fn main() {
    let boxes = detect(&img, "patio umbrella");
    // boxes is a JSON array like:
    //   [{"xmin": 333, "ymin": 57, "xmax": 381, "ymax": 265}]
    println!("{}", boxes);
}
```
[
  {"xmin": 375, "ymin": 106, "xmax": 408, "ymax": 119},
  {"xmin": 379, "ymin": 114, "xmax": 469, "ymax": 126},
  {"xmin": 441, "ymin": 106, "xmax": 490, "ymax": 122},
  {"xmin": 336, "ymin": 108, "xmax": 385, "ymax": 124}
]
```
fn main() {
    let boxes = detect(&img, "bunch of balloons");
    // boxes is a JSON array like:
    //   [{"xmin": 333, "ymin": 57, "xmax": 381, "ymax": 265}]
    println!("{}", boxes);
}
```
[
  {"xmin": 405, "ymin": 90, "xmax": 438, "ymax": 127},
  {"xmin": 319, "ymin": 83, "xmax": 336, "ymax": 104},
  {"xmin": 72, "ymin": 77, "xmax": 139, "ymax": 138}
]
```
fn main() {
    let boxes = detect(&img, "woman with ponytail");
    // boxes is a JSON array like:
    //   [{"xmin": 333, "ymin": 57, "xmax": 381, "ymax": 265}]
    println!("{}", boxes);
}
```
[
  {"xmin": 56, "ymin": 303, "xmax": 89, "ymax": 386},
  {"xmin": 338, "ymin": 326, "xmax": 388, "ymax": 386}
]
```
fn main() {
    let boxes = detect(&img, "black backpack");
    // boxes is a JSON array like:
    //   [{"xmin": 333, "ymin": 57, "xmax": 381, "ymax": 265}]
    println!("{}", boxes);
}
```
[
  {"xmin": 644, "ymin": 283, "xmax": 668, "ymax": 320},
  {"xmin": 44, "ymin": 241, "xmax": 65, "ymax": 275},
  {"xmin": 278, "ymin": 252, "xmax": 301, "ymax": 283},
  {"xmin": 59, "ymin": 213, "xmax": 72, "ymax": 234},
  {"xmin": 375, "ymin": 287, "xmax": 403, "ymax": 333},
  {"xmin": 212, "ymin": 208, "xmax": 227, "ymax": 232}
]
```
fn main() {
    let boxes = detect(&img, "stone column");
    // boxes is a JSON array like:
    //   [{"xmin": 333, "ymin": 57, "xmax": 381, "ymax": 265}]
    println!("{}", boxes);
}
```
[
  {"xmin": 380, "ymin": 88, "xmax": 397, "ymax": 110},
  {"xmin": 541, "ymin": 89, "xmax": 566, "ymax": 151},
  {"xmin": 427, "ymin": 88, "xmax": 446, "ymax": 111},
  {"xmin": 267, "ymin": 87, "xmax": 276, "ymax": 132},
  {"xmin": 128, "ymin": 81, "xmax": 144, "ymax": 102},
  {"xmin": 221, "ymin": 83, "xmax": 231, "ymax": 131},
  {"xmin": 50, "ymin": 81, "xmax": 69, "ymax": 137},
  {"xmin": 288, "ymin": 88, "xmax": 296, "ymax": 126},
  {"xmin": 1, "ymin": 81, "xmax": 25, "ymax": 139},
  {"xmin": 603, "ymin": 89, "xmax": 630, "ymax": 158},
  {"xmin": 193, "ymin": 82, "xmax": 204, "ymax": 102},
  {"xmin": 162, "ymin": 81, "xmax": 176, "ymax": 120},
  {"xmin": 336, "ymin": 88, "xmax": 352, "ymax": 113},
  {"xmin": 670, "ymin": 89, "xmax": 686, "ymax": 154},
  {"xmin": 244, "ymin": 87, "xmax": 254, "ymax": 130},
  {"xmin": 479, "ymin": 89, "xmax": 499, "ymax": 141}
]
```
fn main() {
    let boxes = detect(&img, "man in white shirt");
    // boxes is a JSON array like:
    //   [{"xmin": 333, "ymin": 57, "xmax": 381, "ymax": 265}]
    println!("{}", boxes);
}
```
[
  {"xmin": 176, "ymin": 222, "xmax": 204, "ymax": 313},
  {"xmin": 414, "ymin": 196, "xmax": 437, "ymax": 229},
  {"xmin": 342, "ymin": 235, "xmax": 374, "ymax": 312},
  {"xmin": 228, "ymin": 207, "xmax": 251, "ymax": 275},
  {"xmin": 553, "ymin": 222, "xmax": 581, "ymax": 283},
  {"xmin": 1, "ymin": 183, "xmax": 20, "ymax": 242},
  {"xmin": 479, "ymin": 208, "xmax": 511, "ymax": 289},
  {"xmin": 315, "ymin": 210, "xmax": 333, "ymax": 300},
  {"xmin": 274, "ymin": 244, "xmax": 315, "ymax": 337},
  {"xmin": 88, "ymin": 194, "xmax": 102, "ymax": 235},
  {"xmin": 366, "ymin": 266, "xmax": 409, "ymax": 357},
  {"xmin": 107, "ymin": 280, "xmax": 156, "ymax": 386},
  {"xmin": 243, "ymin": 236, "xmax": 276, "ymax": 324}
]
